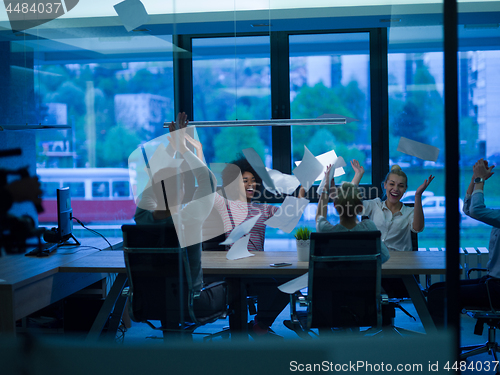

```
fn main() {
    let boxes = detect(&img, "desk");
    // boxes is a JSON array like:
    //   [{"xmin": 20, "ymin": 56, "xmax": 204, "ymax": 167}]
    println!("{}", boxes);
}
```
[
  {"xmin": 0, "ymin": 237, "xmax": 122, "ymax": 335},
  {"xmin": 59, "ymin": 250, "xmax": 444, "ymax": 335}
]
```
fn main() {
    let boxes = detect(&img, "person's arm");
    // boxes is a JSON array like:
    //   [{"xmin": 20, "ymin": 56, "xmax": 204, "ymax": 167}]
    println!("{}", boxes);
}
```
[
  {"xmin": 471, "ymin": 158, "xmax": 495, "ymax": 194},
  {"xmin": 350, "ymin": 160, "xmax": 365, "ymax": 186},
  {"xmin": 184, "ymin": 132, "xmax": 204, "ymax": 162},
  {"xmin": 412, "ymin": 174, "xmax": 435, "ymax": 232},
  {"xmin": 316, "ymin": 165, "xmax": 334, "ymax": 222},
  {"xmin": 468, "ymin": 158, "xmax": 499, "ymax": 226}
]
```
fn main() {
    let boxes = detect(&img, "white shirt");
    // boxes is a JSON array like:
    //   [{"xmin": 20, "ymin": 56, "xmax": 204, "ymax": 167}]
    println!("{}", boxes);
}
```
[{"xmin": 362, "ymin": 198, "xmax": 421, "ymax": 252}]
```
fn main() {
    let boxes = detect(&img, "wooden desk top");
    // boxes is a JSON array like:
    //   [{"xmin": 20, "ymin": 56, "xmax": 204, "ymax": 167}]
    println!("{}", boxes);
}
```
[
  {"xmin": 0, "ymin": 237, "xmax": 122, "ymax": 288},
  {"xmin": 58, "ymin": 250, "xmax": 447, "ymax": 277}
]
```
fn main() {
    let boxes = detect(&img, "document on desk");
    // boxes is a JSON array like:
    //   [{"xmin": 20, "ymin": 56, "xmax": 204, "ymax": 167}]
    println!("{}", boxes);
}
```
[
  {"xmin": 264, "ymin": 196, "xmax": 310, "ymax": 233},
  {"xmin": 220, "ymin": 214, "xmax": 261, "ymax": 245},
  {"xmin": 292, "ymin": 146, "xmax": 324, "ymax": 192},
  {"xmin": 278, "ymin": 273, "xmax": 309, "ymax": 294},
  {"xmin": 226, "ymin": 235, "xmax": 254, "ymax": 260}
]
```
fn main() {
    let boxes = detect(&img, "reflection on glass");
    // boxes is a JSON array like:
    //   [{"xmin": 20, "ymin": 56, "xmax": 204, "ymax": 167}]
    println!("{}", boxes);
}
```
[{"xmin": 289, "ymin": 33, "xmax": 372, "ymax": 185}]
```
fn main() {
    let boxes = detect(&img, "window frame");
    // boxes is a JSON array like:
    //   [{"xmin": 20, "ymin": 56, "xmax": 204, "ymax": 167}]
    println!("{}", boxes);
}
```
[{"xmin": 175, "ymin": 28, "xmax": 389, "ymax": 203}]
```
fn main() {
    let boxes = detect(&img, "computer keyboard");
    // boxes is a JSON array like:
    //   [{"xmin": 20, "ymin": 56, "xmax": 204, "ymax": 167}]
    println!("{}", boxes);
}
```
[{"xmin": 25, "ymin": 243, "xmax": 58, "ymax": 256}]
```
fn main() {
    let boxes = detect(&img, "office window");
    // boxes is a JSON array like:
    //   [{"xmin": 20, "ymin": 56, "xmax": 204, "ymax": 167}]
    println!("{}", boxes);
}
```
[
  {"xmin": 62, "ymin": 182, "xmax": 85, "ymax": 198},
  {"xmin": 112, "ymin": 181, "xmax": 131, "ymax": 198},
  {"xmin": 192, "ymin": 36, "xmax": 272, "ymax": 165},
  {"xmin": 289, "ymin": 33, "xmax": 372, "ymax": 185},
  {"xmin": 92, "ymin": 181, "xmax": 110, "ymax": 198},
  {"xmin": 20, "ymin": 32, "xmax": 175, "ymax": 226}
]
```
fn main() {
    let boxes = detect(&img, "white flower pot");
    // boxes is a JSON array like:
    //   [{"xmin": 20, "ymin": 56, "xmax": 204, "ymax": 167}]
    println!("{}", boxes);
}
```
[{"xmin": 296, "ymin": 239, "xmax": 310, "ymax": 262}]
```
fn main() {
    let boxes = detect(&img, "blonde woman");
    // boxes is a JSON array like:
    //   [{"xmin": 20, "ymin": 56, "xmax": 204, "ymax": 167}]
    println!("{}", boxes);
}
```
[{"xmin": 350, "ymin": 161, "xmax": 434, "ymax": 252}]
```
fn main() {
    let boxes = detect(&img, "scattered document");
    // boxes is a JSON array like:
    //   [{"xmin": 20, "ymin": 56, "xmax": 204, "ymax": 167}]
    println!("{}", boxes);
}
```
[
  {"xmin": 292, "ymin": 146, "xmax": 325, "ymax": 192},
  {"xmin": 263, "ymin": 168, "xmax": 301, "ymax": 195},
  {"xmin": 397, "ymin": 137, "xmax": 440, "ymax": 162},
  {"xmin": 226, "ymin": 235, "xmax": 254, "ymax": 260},
  {"xmin": 220, "ymin": 214, "xmax": 261, "ymax": 245},
  {"xmin": 242, "ymin": 148, "xmax": 277, "ymax": 194},
  {"xmin": 114, "ymin": 0, "xmax": 150, "ymax": 32},
  {"xmin": 294, "ymin": 149, "xmax": 346, "ymax": 180},
  {"xmin": 278, "ymin": 273, "xmax": 309, "ymax": 294},
  {"xmin": 317, "ymin": 156, "xmax": 347, "ymax": 194},
  {"xmin": 265, "ymin": 197, "xmax": 310, "ymax": 233}
]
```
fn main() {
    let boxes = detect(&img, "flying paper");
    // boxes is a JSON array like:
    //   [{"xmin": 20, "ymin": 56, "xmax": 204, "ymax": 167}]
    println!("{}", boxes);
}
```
[
  {"xmin": 220, "ymin": 214, "xmax": 261, "ymax": 245},
  {"xmin": 226, "ymin": 235, "xmax": 254, "ymax": 260},
  {"xmin": 317, "ymin": 156, "xmax": 347, "ymax": 194},
  {"xmin": 264, "ymin": 197, "xmax": 310, "ymax": 233},
  {"xmin": 263, "ymin": 168, "xmax": 301, "ymax": 195},
  {"xmin": 294, "ymin": 149, "xmax": 346, "ymax": 180},
  {"xmin": 397, "ymin": 137, "xmax": 440, "ymax": 162},
  {"xmin": 278, "ymin": 273, "xmax": 309, "ymax": 294},
  {"xmin": 114, "ymin": 0, "xmax": 150, "ymax": 32},
  {"xmin": 242, "ymin": 148, "xmax": 277, "ymax": 194},
  {"xmin": 292, "ymin": 146, "xmax": 324, "ymax": 192}
]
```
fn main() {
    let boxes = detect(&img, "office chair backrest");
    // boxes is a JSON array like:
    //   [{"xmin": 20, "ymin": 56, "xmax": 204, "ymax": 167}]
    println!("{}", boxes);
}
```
[
  {"xmin": 122, "ymin": 224, "xmax": 196, "ymax": 325},
  {"xmin": 307, "ymin": 231, "xmax": 382, "ymax": 329}
]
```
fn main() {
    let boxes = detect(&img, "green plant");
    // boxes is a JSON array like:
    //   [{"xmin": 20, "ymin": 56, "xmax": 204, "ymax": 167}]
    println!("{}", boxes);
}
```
[{"xmin": 294, "ymin": 226, "xmax": 312, "ymax": 241}]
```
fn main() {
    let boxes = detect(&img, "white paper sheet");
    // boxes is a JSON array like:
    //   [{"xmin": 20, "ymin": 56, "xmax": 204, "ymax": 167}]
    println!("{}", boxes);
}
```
[
  {"xmin": 226, "ymin": 235, "xmax": 255, "ymax": 260},
  {"xmin": 294, "ymin": 149, "xmax": 346, "ymax": 180},
  {"xmin": 114, "ymin": 0, "xmax": 150, "ymax": 32},
  {"xmin": 292, "ymin": 146, "xmax": 325, "ymax": 192},
  {"xmin": 278, "ymin": 273, "xmax": 309, "ymax": 294},
  {"xmin": 220, "ymin": 214, "xmax": 262, "ymax": 245},
  {"xmin": 147, "ymin": 143, "xmax": 183, "ymax": 183},
  {"xmin": 242, "ymin": 148, "xmax": 277, "ymax": 194},
  {"xmin": 264, "ymin": 197, "xmax": 310, "ymax": 233},
  {"xmin": 317, "ymin": 156, "xmax": 347, "ymax": 194},
  {"xmin": 263, "ymin": 168, "xmax": 301, "ymax": 195},
  {"xmin": 397, "ymin": 137, "xmax": 440, "ymax": 162}
]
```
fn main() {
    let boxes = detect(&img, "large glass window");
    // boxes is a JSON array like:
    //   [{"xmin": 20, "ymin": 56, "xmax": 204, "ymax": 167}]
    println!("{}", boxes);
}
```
[
  {"xmin": 26, "ymin": 33, "xmax": 175, "ymax": 226},
  {"xmin": 192, "ymin": 36, "xmax": 272, "ymax": 166},
  {"xmin": 388, "ymin": 29, "xmax": 445, "ymax": 249},
  {"xmin": 289, "ymin": 33, "xmax": 372, "ymax": 186}
]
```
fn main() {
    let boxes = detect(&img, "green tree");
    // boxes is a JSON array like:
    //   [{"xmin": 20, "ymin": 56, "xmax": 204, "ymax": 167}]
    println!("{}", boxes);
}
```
[
  {"xmin": 213, "ymin": 127, "xmax": 266, "ymax": 163},
  {"xmin": 100, "ymin": 125, "xmax": 142, "ymax": 167},
  {"xmin": 290, "ymin": 82, "xmax": 359, "ymax": 161}
]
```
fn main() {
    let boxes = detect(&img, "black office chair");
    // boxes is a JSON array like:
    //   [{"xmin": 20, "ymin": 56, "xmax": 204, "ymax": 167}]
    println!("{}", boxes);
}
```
[
  {"xmin": 288, "ymin": 231, "xmax": 383, "ymax": 336},
  {"xmin": 122, "ymin": 224, "xmax": 228, "ymax": 341},
  {"xmin": 461, "ymin": 268, "xmax": 500, "ymax": 368}
]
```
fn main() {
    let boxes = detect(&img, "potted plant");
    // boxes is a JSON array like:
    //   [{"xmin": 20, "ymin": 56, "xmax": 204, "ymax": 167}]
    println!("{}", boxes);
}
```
[{"xmin": 294, "ymin": 226, "xmax": 312, "ymax": 262}]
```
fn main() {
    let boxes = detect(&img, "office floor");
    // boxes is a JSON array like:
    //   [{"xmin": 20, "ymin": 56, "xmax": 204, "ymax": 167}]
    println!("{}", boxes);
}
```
[{"xmin": 118, "ymin": 301, "xmax": 497, "ymax": 374}]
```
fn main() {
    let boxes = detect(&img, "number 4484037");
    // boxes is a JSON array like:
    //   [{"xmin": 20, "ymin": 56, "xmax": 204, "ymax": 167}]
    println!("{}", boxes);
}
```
[
  {"xmin": 444, "ymin": 361, "xmax": 499, "ymax": 372},
  {"xmin": 5, "ymin": 2, "xmax": 62, "ymax": 14}
]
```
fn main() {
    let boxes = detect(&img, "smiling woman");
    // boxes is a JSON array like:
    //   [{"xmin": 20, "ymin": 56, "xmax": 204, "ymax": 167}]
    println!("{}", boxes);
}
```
[{"xmin": 351, "ymin": 161, "xmax": 434, "ymax": 252}]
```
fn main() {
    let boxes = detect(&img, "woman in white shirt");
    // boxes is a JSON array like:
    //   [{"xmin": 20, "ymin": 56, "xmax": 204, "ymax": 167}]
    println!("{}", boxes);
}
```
[{"xmin": 350, "ymin": 161, "xmax": 434, "ymax": 252}]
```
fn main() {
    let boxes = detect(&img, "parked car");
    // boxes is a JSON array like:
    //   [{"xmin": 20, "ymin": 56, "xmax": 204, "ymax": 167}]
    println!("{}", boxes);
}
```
[
  {"xmin": 421, "ymin": 196, "xmax": 466, "ymax": 220},
  {"xmin": 401, "ymin": 190, "xmax": 435, "ymax": 204}
]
